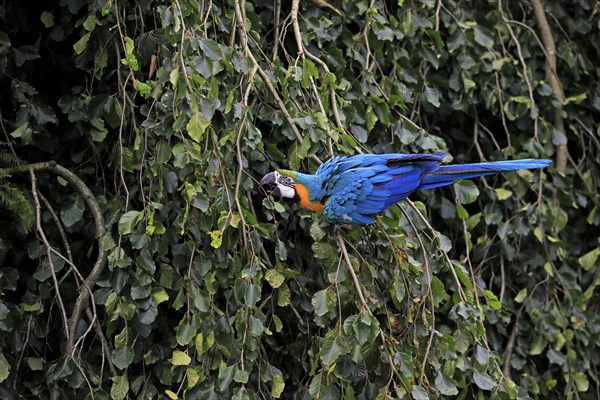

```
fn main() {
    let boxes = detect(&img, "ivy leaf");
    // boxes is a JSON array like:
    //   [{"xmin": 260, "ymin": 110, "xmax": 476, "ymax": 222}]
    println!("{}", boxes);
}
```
[
  {"xmin": 233, "ymin": 368, "xmax": 249, "ymax": 384},
  {"xmin": 187, "ymin": 112, "xmax": 210, "ymax": 143}
]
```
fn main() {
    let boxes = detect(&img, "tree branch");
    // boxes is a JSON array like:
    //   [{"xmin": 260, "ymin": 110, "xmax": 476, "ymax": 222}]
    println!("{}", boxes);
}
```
[
  {"xmin": 531, "ymin": 0, "xmax": 567, "ymax": 174},
  {"xmin": 1, "ymin": 162, "xmax": 107, "ymax": 353}
]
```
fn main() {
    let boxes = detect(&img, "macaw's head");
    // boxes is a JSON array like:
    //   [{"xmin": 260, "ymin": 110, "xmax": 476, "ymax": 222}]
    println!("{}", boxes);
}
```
[
  {"xmin": 259, "ymin": 170, "xmax": 297, "ymax": 201},
  {"xmin": 260, "ymin": 170, "xmax": 325, "ymax": 212}
]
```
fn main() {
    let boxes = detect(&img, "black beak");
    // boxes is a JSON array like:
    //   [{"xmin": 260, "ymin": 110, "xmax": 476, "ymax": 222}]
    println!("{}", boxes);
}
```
[
  {"xmin": 260, "ymin": 172, "xmax": 277, "ymax": 187},
  {"xmin": 260, "ymin": 172, "xmax": 279, "ymax": 197}
]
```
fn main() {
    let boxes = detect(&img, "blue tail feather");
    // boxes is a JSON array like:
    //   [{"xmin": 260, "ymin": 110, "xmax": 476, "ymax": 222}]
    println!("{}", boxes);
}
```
[{"xmin": 419, "ymin": 159, "xmax": 551, "ymax": 190}]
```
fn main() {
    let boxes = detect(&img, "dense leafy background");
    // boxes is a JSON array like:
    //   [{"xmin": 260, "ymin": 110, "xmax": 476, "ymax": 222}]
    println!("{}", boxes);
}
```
[{"xmin": 0, "ymin": 0, "xmax": 598, "ymax": 399}]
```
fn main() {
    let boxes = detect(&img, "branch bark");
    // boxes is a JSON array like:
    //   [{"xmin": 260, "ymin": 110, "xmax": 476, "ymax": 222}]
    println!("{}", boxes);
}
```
[
  {"xmin": 1, "ymin": 161, "xmax": 107, "ymax": 353},
  {"xmin": 531, "ymin": 0, "xmax": 567, "ymax": 174}
]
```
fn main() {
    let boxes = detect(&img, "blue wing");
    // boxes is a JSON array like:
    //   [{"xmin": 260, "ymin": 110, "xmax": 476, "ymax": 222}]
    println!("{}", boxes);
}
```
[
  {"xmin": 321, "ymin": 153, "xmax": 444, "ymax": 224},
  {"xmin": 319, "ymin": 153, "xmax": 550, "ymax": 225}
]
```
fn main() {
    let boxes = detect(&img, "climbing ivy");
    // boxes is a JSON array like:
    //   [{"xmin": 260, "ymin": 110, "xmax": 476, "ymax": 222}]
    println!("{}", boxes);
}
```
[{"xmin": 0, "ymin": 0, "xmax": 598, "ymax": 399}]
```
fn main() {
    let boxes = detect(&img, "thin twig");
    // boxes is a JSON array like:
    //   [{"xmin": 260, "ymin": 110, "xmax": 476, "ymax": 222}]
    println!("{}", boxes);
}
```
[
  {"xmin": 337, "ymin": 230, "xmax": 368, "ymax": 308},
  {"xmin": 29, "ymin": 169, "xmax": 71, "ymax": 345},
  {"xmin": 233, "ymin": 0, "xmax": 321, "ymax": 164}
]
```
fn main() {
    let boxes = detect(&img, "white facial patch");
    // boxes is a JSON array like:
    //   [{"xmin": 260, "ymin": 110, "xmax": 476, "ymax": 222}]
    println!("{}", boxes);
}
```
[
  {"xmin": 278, "ymin": 184, "xmax": 296, "ymax": 199},
  {"xmin": 269, "ymin": 171, "xmax": 296, "ymax": 199}
]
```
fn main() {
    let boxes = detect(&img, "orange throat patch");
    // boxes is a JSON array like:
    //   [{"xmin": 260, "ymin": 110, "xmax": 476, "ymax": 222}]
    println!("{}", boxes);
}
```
[{"xmin": 294, "ymin": 183, "xmax": 324, "ymax": 212}]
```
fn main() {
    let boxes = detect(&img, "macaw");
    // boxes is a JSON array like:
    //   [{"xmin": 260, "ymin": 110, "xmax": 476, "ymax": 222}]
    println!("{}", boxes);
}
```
[{"xmin": 260, "ymin": 152, "xmax": 550, "ymax": 225}]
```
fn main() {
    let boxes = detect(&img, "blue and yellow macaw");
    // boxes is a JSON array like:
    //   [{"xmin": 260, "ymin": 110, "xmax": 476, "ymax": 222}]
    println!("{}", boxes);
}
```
[{"xmin": 260, "ymin": 152, "xmax": 550, "ymax": 225}]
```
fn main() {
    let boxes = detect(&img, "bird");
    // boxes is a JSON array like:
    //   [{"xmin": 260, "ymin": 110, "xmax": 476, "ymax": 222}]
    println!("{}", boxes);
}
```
[{"xmin": 260, "ymin": 152, "xmax": 551, "ymax": 225}]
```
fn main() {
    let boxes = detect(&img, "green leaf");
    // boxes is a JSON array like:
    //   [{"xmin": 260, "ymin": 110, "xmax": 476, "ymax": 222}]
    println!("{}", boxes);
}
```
[
  {"xmin": 110, "ymin": 374, "xmax": 129, "ymax": 400},
  {"xmin": 547, "ymin": 349, "xmax": 566, "ymax": 365},
  {"xmin": 273, "ymin": 314, "xmax": 283, "ymax": 332},
  {"xmin": 218, "ymin": 365, "xmax": 234, "ymax": 392},
  {"xmin": 26, "ymin": 357, "xmax": 44, "ymax": 371},
  {"xmin": 437, "ymin": 234, "xmax": 452, "ymax": 252},
  {"xmin": 151, "ymin": 287, "xmax": 169, "ymax": 305},
  {"xmin": 320, "ymin": 331, "xmax": 343, "ymax": 367},
  {"xmin": 73, "ymin": 32, "xmax": 91, "ymax": 54},
  {"xmin": 165, "ymin": 390, "xmax": 178, "ymax": 400},
  {"xmin": 424, "ymin": 87, "xmax": 440, "ymax": 107},
  {"xmin": 172, "ymin": 350, "xmax": 191, "ymax": 366},
  {"xmin": 10, "ymin": 123, "xmax": 30, "ymax": 138},
  {"xmin": 435, "ymin": 373, "xmax": 458, "ymax": 395},
  {"xmin": 0, "ymin": 353, "xmax": 9, "ymax": 383},
  {"xmin": 454, "ymin": 180, "xmax": 480, "ymax": 204},
  {"xmin": 61, "ymin": 199, "xmax": 84, "ymax": 228},
  {"xmin": 472, "ymin": 370, "xmax": 497, "ymax": 390},
  {"xmin": 456, "ymin": 202, "xmax": 468, "ymax": 219},
  {"xmin": 118, "ymin": 210, "xmax": 142, "ymax": 235},
  {"xmin": 244, "ymin": 283, "xmax": 260, "ymax": 308},
  {"xmin": 233, "ymin": 368, "xmax": 249, "ymax": 384},
  {"xmin": 112, "ymin": 347, "xmax": 135, "ymax": 370},
  {"xmin": 475, "ymin": 345, "xmax": 490, "ymax": 365},
  {"xmin": 271, "ymin": 373, "xmax": 285, "ymax": 398},
  {"xmin": 514, "ymin": 288, "xmax": 527, "ymax": 303},
  {"xmin": 209, "ymin": 230, "xmax": 222, "ymax": 248},
  {"xmin": 411, "ymin": 385, "xmax": 429, "ymax": 400},
  {"xmin": 563, "ymin": 92, "xmax": 587, "ymax": 105},
  {"xmin": 312, "ymin": 288, "xmax": 336, "ymax": 317},
  {"xmin": 529, "ymin": 335, "xmax": 546, "ymax": 355},
  {"xmin": 187, "ymin": 112, "xmax": 210, "ymax": 142},
  {"xmin": 265, "ymin": 269, "xmax": 285, "ymax": 288},
  {"xmin": 40, "ymin": 11, "xmax": 55, "ymax": 28},
  {"xmin": 312, "ymin": 242, "xmax": 337, "ymax": 260},
  {"xmin": 310, "ymin": 222, "xmax": 326, "ymax": 241},
  {"xmin": 495, "ymin": 187, "xmax": 513, "ymax": 200},
  {"xmin": 573, "ymin": 372, "xmax": 589, "ymax": 392},
  {"xmin": 199, "ymin": 38, "xmax": 223, "ymax": 60},
  {"xmin": 578, "ymin": 248, "xmax": 600, "ymax": 271},
  {"xmin": 277, "ymin": 283, "xmax": 291, "ymax": 307},
  {"xmin": 474, "ymin": 26, "xmax": 493, "ymax": 48},
  {"xmin": 484, "ymin": 290, "xmax": 501, "ymax": 310},
  {"xmin": 176, "ymin": 323, "xmax": 197, "ymax": 346}
]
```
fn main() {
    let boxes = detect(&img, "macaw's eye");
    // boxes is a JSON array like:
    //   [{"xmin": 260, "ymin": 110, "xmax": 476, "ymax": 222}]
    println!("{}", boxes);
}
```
[{"xmin": 280, "ymin": 176, "xmax": 294, "ymax": 186}]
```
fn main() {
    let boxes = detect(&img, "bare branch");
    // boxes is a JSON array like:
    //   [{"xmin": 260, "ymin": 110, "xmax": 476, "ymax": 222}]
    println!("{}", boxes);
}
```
[{"xmin": 1, "ymin": 162, "xmax": 107, "ymax": 353}]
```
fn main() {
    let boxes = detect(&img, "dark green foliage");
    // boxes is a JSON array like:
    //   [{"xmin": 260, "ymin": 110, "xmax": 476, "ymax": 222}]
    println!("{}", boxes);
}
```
[{"xmin": 0, "ymin": 0, "xmax": 598, "ymax": 399}]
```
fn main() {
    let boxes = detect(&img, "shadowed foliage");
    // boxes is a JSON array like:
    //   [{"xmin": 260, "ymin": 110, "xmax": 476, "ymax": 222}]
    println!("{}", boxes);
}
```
[{"xmin": 0, "ymin": 0, "xmax": 598, "ymax": 399}]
